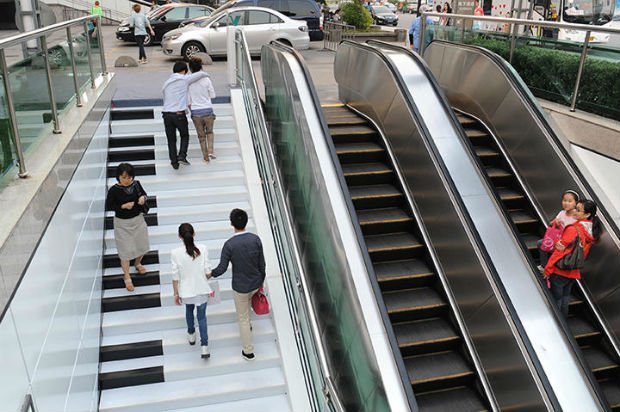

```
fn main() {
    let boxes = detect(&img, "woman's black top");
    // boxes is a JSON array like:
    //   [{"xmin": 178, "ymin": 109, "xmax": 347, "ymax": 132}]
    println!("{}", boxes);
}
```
[{"xmin": 106, "ymin": 181, "xmax": 147, "ymax": 219}]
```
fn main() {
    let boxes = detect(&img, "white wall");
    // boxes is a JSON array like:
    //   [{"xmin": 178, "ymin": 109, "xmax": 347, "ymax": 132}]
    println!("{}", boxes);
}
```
[{"xmin": 0, "ymin": 110, "xmax": 109, "ymax": 412}]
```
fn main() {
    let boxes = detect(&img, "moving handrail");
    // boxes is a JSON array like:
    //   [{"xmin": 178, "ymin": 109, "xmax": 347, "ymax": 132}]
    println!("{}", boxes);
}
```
[
  {"xmin": 259, "ymin": 40, "xmax": 412, "ymax": 410},
  {"xmin": 233, "ymin": 30, "xmax": 345, "ymax": 411},
  {"xmin": 336, "ymin": 39, "xmax": 603, "ymax": 410},
  {"xmin": 424, "ymin": 40, "xmax": 620, "ymax": 365}
]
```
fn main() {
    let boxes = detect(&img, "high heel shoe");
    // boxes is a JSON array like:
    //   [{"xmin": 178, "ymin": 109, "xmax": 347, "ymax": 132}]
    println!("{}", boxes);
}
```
[{"xmin": 124, "ymin": 277, "xmax": 135, "ymax": 291}]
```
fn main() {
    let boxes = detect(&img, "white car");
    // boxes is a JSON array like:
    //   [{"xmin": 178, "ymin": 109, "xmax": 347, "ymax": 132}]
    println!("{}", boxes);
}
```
[{"xmin": 161, "ymin": 6, "xmax": 310, "ymax": 59}]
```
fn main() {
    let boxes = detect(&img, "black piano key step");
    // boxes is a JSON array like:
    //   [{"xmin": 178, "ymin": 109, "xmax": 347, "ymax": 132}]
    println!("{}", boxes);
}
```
[
  {"xmin": 104, "ymin": 250, "xmax": 159, "ymax": 269},
  {"xmin": 100, "ymin": 340, "xmax": 164, "ymax": 362},
  {"xmin": 99, "ymin": 366, "xmax": 164, "ymax": 390},
  {"xmin": 102, "ymin": 292, "xmax": 161, "ymax": 312},
  {"xmin": 111, "ymin": 109, "xmax": 154, "ymax": 121},
  {"xmin": 104, "ymin": 271, "xmax": 161, "ymax": 290},
  {"xmin": 109, "ymin": 135, "xmax": 155, "ymax": 149},
  {"xmin": 108, "ymin": 148, "xmax": 155, "ymax": 163},
  {"xmin": 105, "ymin": 213, "xmax": 158, "ymax": 230},
  {"xmin": 105, "ymin": 196, "xmax": 157, "ymax": 212},
  {"xmin": 107, "ymin": 163, "xmax": 155, "ymax": 178}
]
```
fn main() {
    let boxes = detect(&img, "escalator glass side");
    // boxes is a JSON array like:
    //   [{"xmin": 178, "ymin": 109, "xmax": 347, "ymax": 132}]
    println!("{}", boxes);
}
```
[
  {"xmin": 458, "ymin": 111, "xmax": 620, "ymax": 410},
  {"xmin": 324, "ymin": 104, "xmax": 490, "ymax": 411}
]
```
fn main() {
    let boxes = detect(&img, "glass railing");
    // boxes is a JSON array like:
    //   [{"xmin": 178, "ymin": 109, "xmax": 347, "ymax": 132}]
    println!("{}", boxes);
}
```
[
  {"xmin": 234, "ymin": 30, "xmax": 345, "ymax": 412},
  {"xmin": 422, "ymin": 13, "xmax": 620, "ymax": 120},
  {"xmin": 0, "ymin": 15, "xmax": 107, "ymax": 186}
]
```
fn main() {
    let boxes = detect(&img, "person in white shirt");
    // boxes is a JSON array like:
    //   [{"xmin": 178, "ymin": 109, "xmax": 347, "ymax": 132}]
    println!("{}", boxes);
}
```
[
  {"xmin": 161, "ymin": 61, "xmax": 209, "ymax": 169},
  {"xmin": 188, "ymin": 57, "xmax": 217, "ymax": 162},
  {"xmin": 172, "ymin": 223, "xmax": 213, "ymax": 359}
]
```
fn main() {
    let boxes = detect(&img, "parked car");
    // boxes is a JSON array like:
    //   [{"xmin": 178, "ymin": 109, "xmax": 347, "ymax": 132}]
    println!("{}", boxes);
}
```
[
  {"xmin": 212, "ymin": 0, "xmax": 323, "ymax": 40},
  {"xmin": 372, "ymin": 5, "xmax": 398, "ymax": 25},
  {"xmin": 162, "ymin": 6, "xmax": 309, "ymax": 59},
  {"xmin": 116, "ymin": 3, "xmax": 213, "ymax": 46},
  {"xmin": 374, "ymin": 1, "xmax": 397, "ymax": 13}
]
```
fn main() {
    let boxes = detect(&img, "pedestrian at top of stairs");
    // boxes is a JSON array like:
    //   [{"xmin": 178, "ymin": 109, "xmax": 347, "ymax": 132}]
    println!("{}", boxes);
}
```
[
  {"xmin": 209, "ymin": 209, "xmax": 266, "ymax": 361},
  {"xmin": 161, "ymin": 61, "xmax": 210, "ymax": 169},
  {"xmin": 172, "ymin": 223, "xmax": 213, "ymax": 359}
]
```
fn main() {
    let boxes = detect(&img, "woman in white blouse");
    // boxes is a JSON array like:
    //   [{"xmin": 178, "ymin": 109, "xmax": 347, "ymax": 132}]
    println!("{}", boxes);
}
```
[{"xmin": 172, "ymin": 223, "xmax": 213, "ymax": 359}]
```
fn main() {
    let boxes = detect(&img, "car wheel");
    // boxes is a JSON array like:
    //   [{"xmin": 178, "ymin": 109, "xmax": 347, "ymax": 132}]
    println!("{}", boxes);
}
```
[
  {"xmin": 48, "ymin": 47, "xmax": 68, "ymax": 66},
  {"xmin": 182, "ymin": 41, "xmax": 205, "ymax": 60},
  {"xmin": 276, "ymin": 38, "xmax": 292, "ymax": 47},
  {"xmin": 144, "ymin": 33, "xmax": 152, "ymax": 46}
]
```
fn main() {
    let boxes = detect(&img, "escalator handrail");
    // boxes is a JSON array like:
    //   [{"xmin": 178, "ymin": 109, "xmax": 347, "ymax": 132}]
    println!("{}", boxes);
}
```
[
  {"xmin": 362, "ymin": 39, "xmax": 599, "ymax": 410},
  {"xmin": 264, "ymin": 40, "xmax": 417, "ymax": 411},
  {"xmin": 426, "ymin": 40, "xmax": 620, "ymax": 379}
]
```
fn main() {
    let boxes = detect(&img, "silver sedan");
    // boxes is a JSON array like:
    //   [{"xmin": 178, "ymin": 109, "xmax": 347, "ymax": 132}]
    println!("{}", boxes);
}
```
[{"xmin": 161, "ymin": 6, "xmax": 310, "ymax": 59}]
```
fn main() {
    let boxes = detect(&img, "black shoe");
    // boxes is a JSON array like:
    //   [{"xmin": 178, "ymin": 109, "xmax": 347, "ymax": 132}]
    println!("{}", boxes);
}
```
[
  {"xmin": 172, "ymin": 163, "xmax": 179, "ymax": 170},
  {"xmin": 242, "ymin": 351, "xmax": 255, "ymax": 361},
  {"xmin": 178, "ymin": 158, "xmax": 191, "ymax": 166}
]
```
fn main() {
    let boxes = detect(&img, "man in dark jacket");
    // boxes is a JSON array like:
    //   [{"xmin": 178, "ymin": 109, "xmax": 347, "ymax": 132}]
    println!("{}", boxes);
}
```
[{"xmin": 210, "ymin": 208, "xmax": 265, "ymax": 360}]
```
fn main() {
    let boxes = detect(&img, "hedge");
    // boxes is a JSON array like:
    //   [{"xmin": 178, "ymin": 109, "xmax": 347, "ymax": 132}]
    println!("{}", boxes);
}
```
[
  {"xmin": 341, "ymin": 2, "xmax": 373, "ymax": 30},
  {"xmin": 464, "ymin": 36, "xmax": 620, "ymax": 120}
]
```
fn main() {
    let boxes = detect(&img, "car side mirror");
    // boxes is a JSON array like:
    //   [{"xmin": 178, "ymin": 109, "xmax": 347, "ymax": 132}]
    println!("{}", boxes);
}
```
[{"xmin": 213, "ymin": 22, "xmax": 220, "ymax": 29}]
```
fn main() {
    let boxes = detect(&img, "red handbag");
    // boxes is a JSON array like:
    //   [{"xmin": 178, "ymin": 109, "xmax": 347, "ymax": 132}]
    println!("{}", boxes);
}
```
[
  {"xmin": 251, "ymin": 287, "xmax": 270, "ymax": 315},
  {"xmin": 540, "ymin": 223, "xmax": 563, "ymax": 253}
]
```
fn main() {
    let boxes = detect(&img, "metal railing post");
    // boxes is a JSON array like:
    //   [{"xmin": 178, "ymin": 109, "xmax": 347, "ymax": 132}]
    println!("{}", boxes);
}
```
[
  {"xmin": 570, "ymin": 31, "xmax": 590, "ymax": 112},
  {"xmin": 66, "ymin": 27, "xmax": 82, "ymax": 107},
  {"xmin": 83, "ymin": 20, "xmax": 96, "ymax": 88},
  {"xmin": 96, "ymin": 15, "xmax": 108, "ymax": 75},
  {"xmin": 419, "ymin": 15, "xmax": 427, "ymax": 55},
  {"xmin": 509, "ymin": 22, "xmax": 519, "ymax": 63},
  {"xmin": 40, "ymin": 35, "xmax": 61, "ymax": 134},
  {"xmin": 0, "ymin": 50, "xmax": 28, "ymax": 177}
]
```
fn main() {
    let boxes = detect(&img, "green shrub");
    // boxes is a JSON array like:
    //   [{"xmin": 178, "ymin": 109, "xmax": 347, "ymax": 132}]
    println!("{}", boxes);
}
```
[
  {"xmin": 464, "ymin": 35, "xmax": 620, "ymax": 120},
  {"xmin": 341, "ymin": 2, "xmax": 373, "ymax": 30}
]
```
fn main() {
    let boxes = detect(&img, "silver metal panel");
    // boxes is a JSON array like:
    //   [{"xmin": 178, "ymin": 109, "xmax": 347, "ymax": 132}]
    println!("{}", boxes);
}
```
[
  {"xmin": 335, "ymin": 40, "xmax": 603, "ymax": 411},
  {"xmin": 425, "ymin": 40, "xmax": 620, "ymax": 357}
]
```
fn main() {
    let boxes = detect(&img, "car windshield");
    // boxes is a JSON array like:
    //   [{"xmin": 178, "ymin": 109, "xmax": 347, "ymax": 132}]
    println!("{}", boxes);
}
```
[
  {"xmin": 374, "ymin": 6, "xmax": 391, "ymax": 13},
  {"xmin": 563, "ymin": 0, "xmax": 613, "ymax": 25},
  {"xmin": 196, "ymin": 12, "xmax": 223, "ymax": 27}
]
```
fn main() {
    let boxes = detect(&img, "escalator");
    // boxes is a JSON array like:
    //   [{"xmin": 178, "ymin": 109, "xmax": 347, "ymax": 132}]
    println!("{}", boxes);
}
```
[
  {"xmin": 457, "ymin": 110, "xmax": 620, "ymax": 409},
  {"xmin": 322, "ymin": 104, "xmax": 490, "ymax": 411}
]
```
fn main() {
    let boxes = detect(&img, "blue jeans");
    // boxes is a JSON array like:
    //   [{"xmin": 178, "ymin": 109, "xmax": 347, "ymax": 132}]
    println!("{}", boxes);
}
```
[
  {"xmin": 185, "ymin": 303, "xmax": 208, "ymax": 346},
  {"xmin": 549, "ymin": 274, "xmax": 575, "ymax": 317}
]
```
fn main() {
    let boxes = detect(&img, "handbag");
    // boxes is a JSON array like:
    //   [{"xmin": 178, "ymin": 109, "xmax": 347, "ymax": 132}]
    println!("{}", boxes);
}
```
[
  {"xmin": 251, "ymin": 287, "xmax": 270, "ymax": 315},
  {"xmin": 555, "ymin": 229, "xmax": 586, "ymax": 271},
  {"xmin": 133, "ymin": 181, "xmax": 150, "ymax": 215},
  {"xmin": 540, "ymin": 223, "xmax": 563, "ymax": 253}
]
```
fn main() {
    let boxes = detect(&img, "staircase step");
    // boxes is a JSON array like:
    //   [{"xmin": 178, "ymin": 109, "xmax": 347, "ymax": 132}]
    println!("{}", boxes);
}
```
[
  {"xmin": 107, "ymin": 163, "xmax": 155, "ymax": 178},
  {"xmin": 100, "ymin": 340, "xmax": 164, "ymax": 362},
  {"xmin": 109, "ymin": 135, "xmax": 155, "ymax": 149},
  {"xmin": 108, "ymin": 148, "xmax": 155, "ymax": 163},
  {"xmin": 105, "ymin": 213, "xmax": 158, "ymax": 230},
  {"xmin": 102, "ymin": 292, "xmax": 161, "ymax": 313},
  {"xmin": 163, "ymin": 394, "xmax": 291, "ymax": 412},
  {"xmin": 104, "ymin": 271, "xmax": 161, "ymax": 290},
  {"xmin": 107, "ymin": 169, "xmax": 245, "ymax": 193},
  {"xmin": 99, "ymin": 365, "xmax": 164, "ymax": 390},
  {"xmin": 111, "ymin": 108, "xmax": 154, "ymax": 121},
  {"xmin": 104, "ymin": 250, "xmax": 159, "ymax": 269},
  {"xmin": 99, "ymin": 367, "xmax": 287, "ymax": 412}
]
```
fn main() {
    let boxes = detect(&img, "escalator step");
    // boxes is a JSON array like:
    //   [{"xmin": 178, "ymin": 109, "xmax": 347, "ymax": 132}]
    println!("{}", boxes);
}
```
[
  {"xmin": 357, "ymin": 207, "xmax": 413, "ymax": 226},
  {"xmin": 365, "ymin": 232, "xmax": 423, "ymax": 253},
  {"xmin": 567, "ymin": 316, "xmax": 601, "ymax": 340},
  {"xmin": 509, "ymin": 210, "xmax": 539, "ymax": 225},
  {"xmin": 474, "ymin": 147, "xmax": 499, "ymax": 158},
  {"xmin": 349, "ymin": 184, "xmax": 403, "ymax": 209},
  {"xmin": 485, "ymin": 167, "xmax": 511, "ymax": 179},
  {"xmin": 416, "ymin": 386, "xmax": 487, "ymax": 412},
  {"xmin": 394, "ymin": 317, "xmax": 459, "ymax": 352},
  {"xmin": 329, "ymin": 125, "xmax": 377, "ymax": 137},
  {"xmin": 335, "ymin": 142, "xmax": 384, "ymax": 155},
  {"xmin": 497, "ymin": 188, "xmax": 524, "ymax": 201},
  {"xmin": 374, "ymin": 259, "xmax": 435, "ymax": 283},
  {"xmin": 342, "ymin": 162, "xmax": 393, "ymax": 177},
  {"xmin": 325, "ymin": 115, "xmax": 367, "ymax": 126},
  {"xmin": 456, "ymin": 114, "xmax": 476, "ymax": 127},
  {"xmin": 383, "ymin": 287, "xmax": 446, "ymax": 314},
  {"xmin": 464, "ymin": 128, "xmax": 488, "ymax": 139},
  {"xmin": 600, "ymin": 380, "xmax": 620, "ymax": 410},
  {"xmin": 583, "ymin": 346, "xmax": 620, "ymax": 375},
  {"xmin": 406, "ymin": 350, "xmax": 475, "ymax": 390},
  {"xmin": 321, "ymin": 104, "xmax": 347, "ymax": 112},
  {"xmin": 521, "ymin": 234, "xmax": 539, "ymax": 251}
]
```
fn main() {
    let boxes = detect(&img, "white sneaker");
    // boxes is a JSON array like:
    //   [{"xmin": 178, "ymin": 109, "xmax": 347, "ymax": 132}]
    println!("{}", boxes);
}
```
[
  {"xmin": 188, "ymin": 332, "xmax": 196, "ymax": 345},
  {"xmin": 201, "ymin": 345, "xmax": 210, "ymax": 359},
  {"xmin": 537, "ymin": 265, "xmax": 544, "ymax": 273}
]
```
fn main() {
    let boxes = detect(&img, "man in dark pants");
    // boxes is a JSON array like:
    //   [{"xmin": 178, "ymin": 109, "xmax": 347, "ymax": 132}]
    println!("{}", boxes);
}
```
[
  {"xmin": 161, "ymin": 61, "xmax": 210, "ymax": 169},
  {"xmin": 209, "ymin": 208, "xmax": 266, "ymax": 361}
]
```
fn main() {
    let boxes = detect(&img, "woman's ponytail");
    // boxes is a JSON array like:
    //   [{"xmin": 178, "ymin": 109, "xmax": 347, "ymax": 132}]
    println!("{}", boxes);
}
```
[
  {"xmin": 580, "ymin": 199, "xmax": 603, "ymax": 241},
  {"xmin": 178, "ymin": 223, "xmax": 201, "ymax": 259}
]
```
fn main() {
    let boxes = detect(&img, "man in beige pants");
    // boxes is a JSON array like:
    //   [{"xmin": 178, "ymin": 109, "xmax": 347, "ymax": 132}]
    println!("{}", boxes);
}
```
[
  {"xmin": 209, "ymin": 209, "xmax": 266, "ymax": 360},
  {"xmin": 188, "ymin": 57, "xmax": 217, "ymax": 162}
]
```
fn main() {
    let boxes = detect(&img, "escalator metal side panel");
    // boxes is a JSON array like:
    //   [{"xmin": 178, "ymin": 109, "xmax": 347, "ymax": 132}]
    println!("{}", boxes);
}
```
[
  {"xmin": 260, "ymin": 44, "xmax": 411, "ymax": 412},
  {"xmin": 424, "ymin": 41, "xmax": 620, "ymax": 352},
  {"xmin": 335, "ymin": 40, "xmax": 601, "ymax": 411}
]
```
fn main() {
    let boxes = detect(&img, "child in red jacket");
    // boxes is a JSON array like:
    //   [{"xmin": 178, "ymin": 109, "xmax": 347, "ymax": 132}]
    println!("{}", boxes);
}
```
[{"xmin": 544, "ymin": 199, "xmax": 602, "ymax": 316}]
